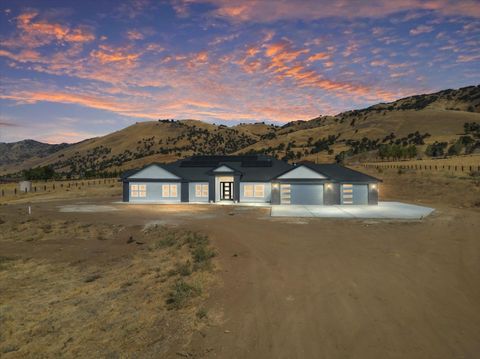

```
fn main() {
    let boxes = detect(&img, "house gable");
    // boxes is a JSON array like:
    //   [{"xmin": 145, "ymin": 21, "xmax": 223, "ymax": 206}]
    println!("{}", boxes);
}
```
[
  {"xmin": 277, "ymin": 165, "xmax": 327, "ymax": 179},
  {"xmin": 212, "ymin": 165, "xmax": 235, "ymax": 172},
  {"xmin": 128, "ymin": 164, "xmax": 180, "ymax": 180}
]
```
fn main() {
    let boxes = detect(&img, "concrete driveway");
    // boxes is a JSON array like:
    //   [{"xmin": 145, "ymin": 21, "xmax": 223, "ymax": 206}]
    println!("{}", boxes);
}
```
[{"xmin": 271, "ymin": 201, "xmax": 434, "ymax": 219}]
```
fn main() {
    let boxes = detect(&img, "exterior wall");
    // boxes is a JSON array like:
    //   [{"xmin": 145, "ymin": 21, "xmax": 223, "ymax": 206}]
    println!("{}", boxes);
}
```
[
  {"xmin": 181, "ymin": 182, "xmax": 189, "ymax": 202},
  {"xmin": 368, "ymin": 183, "xmax": 379, "ymax": 205},
  {"xmin": 271, "ymin": 182, "xmax": 280, "ymax": 204},
  {"xmin": 239, "ymin": 182, "xmax": 272, "ymax": 203},
  {"xmin": 128, "ymin": 182, "xmax": 180, "ymax": 203},
  {"xmin": 188, "ymin": 182, "xmax": 209, "ymax": 202},
  {"xmin": 123, "ymin": 182, "xmax": 129, "ymax": 202},
  {"xmin": 208, "ymin": 176, "xmax": 215, "ymax": 202},
  {"xmin": 323, "ymin": 183, "xmax": 340, "ymax": 205}
]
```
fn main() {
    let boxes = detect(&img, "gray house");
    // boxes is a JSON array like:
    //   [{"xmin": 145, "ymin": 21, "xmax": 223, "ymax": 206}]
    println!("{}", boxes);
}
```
[{"xmin": 121, "ymin": 155, "xmax": 380, "ymax": 205}]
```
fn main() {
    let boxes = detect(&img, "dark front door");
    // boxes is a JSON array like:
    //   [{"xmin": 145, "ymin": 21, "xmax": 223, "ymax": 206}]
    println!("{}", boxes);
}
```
[{"xmin": 220, "ymin": 182, "xmax": 233, "ymax": 200}]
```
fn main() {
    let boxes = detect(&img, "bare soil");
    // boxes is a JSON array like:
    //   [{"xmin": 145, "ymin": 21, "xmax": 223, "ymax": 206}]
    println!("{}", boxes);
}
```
[{"xmin": 1, "ymin": 170, "xmax": 479, "ymax": 358}]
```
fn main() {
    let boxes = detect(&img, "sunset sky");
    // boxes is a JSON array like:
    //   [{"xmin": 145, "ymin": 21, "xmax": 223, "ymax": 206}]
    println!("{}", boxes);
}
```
[{"xmin": 1, "ymin": 0, "xmax": 479, "ymax": 143}]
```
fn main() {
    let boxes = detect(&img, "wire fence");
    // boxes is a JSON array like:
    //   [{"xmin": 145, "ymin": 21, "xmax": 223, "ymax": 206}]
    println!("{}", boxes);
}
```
[
  {"xmin": 0, "ymin": 178, "xmax": 120, "ymax": 197},
  {"xmin": 363, "ymin": 163, "xmax": 480, "ymax": 173}
]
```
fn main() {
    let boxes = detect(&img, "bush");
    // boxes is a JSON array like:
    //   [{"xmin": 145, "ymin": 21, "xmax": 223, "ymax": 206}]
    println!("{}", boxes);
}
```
[
  {"xmin": 166, "ymin": 280, "xmax": 200, "ymax": 309},
  {"xmin": 176, "ymin": 261, "xmax": 192, "ymax": 276}
]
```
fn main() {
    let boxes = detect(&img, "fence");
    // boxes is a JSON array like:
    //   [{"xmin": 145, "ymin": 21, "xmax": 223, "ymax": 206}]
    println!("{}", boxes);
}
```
[
  {"xmin": 0, "ymin": 178, "xmax": 119, "ymax": 198},
  {"xmin": 363, "ymin": 163, "xmax": 480, "ymax": 173}
]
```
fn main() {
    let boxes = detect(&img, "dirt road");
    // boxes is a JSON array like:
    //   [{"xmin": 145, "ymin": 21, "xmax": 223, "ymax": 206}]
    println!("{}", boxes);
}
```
[{"xmin": 187, "ymin": 207, "xmax": 480, "ymax": 358}]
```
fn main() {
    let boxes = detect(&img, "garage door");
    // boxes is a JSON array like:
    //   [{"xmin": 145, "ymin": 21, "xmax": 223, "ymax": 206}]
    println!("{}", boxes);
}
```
[
  {"xmin": 281, "ymin": 184, "xmax": 324, "ymax": 205},
  {"xmin": 341, "ymin": 184, "xmax": 368, "ymax": 205}
]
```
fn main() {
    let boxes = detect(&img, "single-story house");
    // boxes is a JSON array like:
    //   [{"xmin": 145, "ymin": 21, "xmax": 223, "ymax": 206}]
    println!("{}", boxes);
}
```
[{"xmin": 121, "ymin": 155, "xmax": 381, "ymax": 205}]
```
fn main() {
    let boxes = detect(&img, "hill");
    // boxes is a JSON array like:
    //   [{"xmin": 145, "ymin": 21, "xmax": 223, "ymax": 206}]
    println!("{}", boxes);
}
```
[
  {"xmin": 0, "ymin": 140, "xmax": 70, "ymax": 167},
  {"xmin": 1, "ymin": 85, "xmax": 479, "ymax": 178}
]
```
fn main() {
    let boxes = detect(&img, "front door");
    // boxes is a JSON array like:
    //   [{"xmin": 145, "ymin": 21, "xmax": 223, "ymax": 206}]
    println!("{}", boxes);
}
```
[{"xmin": 220, "ymin": 182, "xmax": 233, "ymax": 200}]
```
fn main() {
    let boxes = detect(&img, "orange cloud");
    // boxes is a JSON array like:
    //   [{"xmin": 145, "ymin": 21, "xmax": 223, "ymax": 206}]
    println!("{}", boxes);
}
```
[
  {"xmin": 307, "ymin": 52, "xmax": 330, "ymax": 62},
  {"xmin": 90, "ymin": 45, "xmax": 140, "ymax": 64},
  {"xmin": 181, "ymin": 0, "xmax": 480, "ymax": 21},
  {"xmin": 2, "ymin": 10, "xmax": 95, "ymax": 49}
]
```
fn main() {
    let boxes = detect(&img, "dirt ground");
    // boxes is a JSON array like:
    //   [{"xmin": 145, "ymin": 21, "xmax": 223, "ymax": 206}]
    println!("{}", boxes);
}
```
[{"xmin": 1, "ymin": 169, "xmax": 480, "ymax": 358}]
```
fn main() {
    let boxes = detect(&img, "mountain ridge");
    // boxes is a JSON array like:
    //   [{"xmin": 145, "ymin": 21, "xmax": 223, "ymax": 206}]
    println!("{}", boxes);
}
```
[{"xmin": 1, "ymin": 85, "xmax": 479, "ymax": 177}]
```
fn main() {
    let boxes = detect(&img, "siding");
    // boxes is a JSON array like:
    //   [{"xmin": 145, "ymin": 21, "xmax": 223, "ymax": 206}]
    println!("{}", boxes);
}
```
[
  {"xmin": 188, "ymin": 182, "xmax": 209, "ymax": 202},
  {"xmin": 240, "ymin": 182, "xmax": 271, "ymax": 203},
  {"xmin": 129, "ymin": 182, "xmax": 180, "ymax": 203}
]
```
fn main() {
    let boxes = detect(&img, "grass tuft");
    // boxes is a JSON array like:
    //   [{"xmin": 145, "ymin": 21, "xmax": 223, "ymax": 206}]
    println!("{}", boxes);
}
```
[{"xmin": 166, "ymin": 279, "xmax": 200, "ymax": 310}]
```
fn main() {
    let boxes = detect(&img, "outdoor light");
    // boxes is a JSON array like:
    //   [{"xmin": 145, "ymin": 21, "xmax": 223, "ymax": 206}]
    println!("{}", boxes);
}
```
[
  {"xmin": 371, "ymin": 184, "xmax": 377, "ymax": 190},
  {"xmin": 272, "ymin": 183, "xmax": 279, "ymax": 189},
  {"xmin": 325, "ymin": 183, "xmax": 332, "ymax": 190}
]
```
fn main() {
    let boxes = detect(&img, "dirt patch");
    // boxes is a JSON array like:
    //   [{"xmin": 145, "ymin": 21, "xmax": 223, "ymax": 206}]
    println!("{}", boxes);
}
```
[
  {"xmin": 58, "ymin": 204, "xmax": 120, "ymax": 213},
  {"xmin": 0, "ymin": 217, "xmax": 217, "ymax": 358}
]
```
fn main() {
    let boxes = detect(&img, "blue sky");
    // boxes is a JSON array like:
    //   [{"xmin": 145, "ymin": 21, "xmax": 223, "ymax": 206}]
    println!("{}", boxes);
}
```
[{"xmin": 0, "ymin": 0, "xmax": 479, "ymax": 143}]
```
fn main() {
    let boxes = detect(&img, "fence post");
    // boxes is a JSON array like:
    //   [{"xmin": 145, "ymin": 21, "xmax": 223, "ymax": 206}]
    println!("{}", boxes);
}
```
[
  {"xmin": 461, "ymin": 166, "xmax": 464, "ymax": 172},
  {"xmin": 53, "ymin": 184, "xmax": 55, "ymax": 190},
  {"xmin": 44, "ymin": 185, "xmax": 47, "ymax": 191},
  {"xmin": 14, "ymin": 188, "xmax": 17, "ymax": 195},
  {"xmin": 34, "ymin": 186, "xmax": 37, "ymax": 192}
]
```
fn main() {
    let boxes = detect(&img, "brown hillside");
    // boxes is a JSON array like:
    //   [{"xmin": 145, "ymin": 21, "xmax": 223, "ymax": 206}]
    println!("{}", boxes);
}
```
[{"xmin": 1, "ymin": 85, "xmax": 479, "ymax": 176}]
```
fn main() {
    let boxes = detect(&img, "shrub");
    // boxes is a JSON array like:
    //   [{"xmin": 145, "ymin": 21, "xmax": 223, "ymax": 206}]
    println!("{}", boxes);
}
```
[
  {"xmin": 196, "ymin": 308, "xmax": 208, "ymax": 319},
  {"xmin": 176, "ymin": 261, "xmax": 192, "ymax": 276},
  {"xmin": 166, "ymin": 280, "xmax": 200, "ymax": 309}
]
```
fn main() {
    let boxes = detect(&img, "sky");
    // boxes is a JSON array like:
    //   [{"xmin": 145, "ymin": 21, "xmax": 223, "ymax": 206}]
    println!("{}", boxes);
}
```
[{"xmin": 0, "ymin": 0, "xmax": 479, "ymax": 143}]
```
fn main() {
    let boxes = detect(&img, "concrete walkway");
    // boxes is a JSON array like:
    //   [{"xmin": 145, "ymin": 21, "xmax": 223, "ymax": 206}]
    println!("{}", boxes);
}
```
[{"xmin": 270, "ymin": 201, "xmax": 434, "ymax": 219}]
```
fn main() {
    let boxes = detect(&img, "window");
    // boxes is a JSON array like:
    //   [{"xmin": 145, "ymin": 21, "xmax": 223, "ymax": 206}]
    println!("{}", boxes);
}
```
[
  {"xmin": 254, "ymin": 184, "xmax": 265, "ymax": 198},
  {"xmin": 131, "ymin": 184, "xmax": 146, "ymax": 198},
  {"xmin": 162, "ymin": 184, "xmax": 178, "ymax": 197},
  {"xmin": 195, "ymin": 184, "xmax": 208, "ymax": 197},
  {"xmin": 243, "ymin": 184, "xmax": 265, "ymax": 198},
  {"xmin": 243, "ymin": 184, "xmax": 254, "ymax": 197}
]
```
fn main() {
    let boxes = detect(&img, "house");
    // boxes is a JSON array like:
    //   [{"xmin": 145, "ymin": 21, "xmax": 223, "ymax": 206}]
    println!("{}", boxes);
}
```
[{"xmin": 121, "ymin": 155, "xmax": 380, "ymax": 205}]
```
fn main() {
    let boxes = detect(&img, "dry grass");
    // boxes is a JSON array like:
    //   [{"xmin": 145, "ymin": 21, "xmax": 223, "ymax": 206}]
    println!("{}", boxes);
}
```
[
  {"xmin": 0, "ymin": 218, "xmax": 217, "ymax": 358},
  {"xmin": 365, "ymin": 154, "xmax": 480, "ymax": 169},
  {"xmin": 0, "ymin": 179, "xmax": 121, "ymax": 204}
]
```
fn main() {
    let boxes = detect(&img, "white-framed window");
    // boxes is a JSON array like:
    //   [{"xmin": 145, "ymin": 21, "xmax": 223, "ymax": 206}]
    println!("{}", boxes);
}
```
[
  {"xmin": 195, "ymin": 184, "xmax": 208, "ymax": 197},
  {"xmin": 131, "ymin": 184, "xmax": 146, "ymax": 198},
  {"xmin": 243, "ymin": 184, "xmax": 254, "ymax": 197},
  {"xmin": 254, "ymin": 184, "xmax": 265, "ymax": 198},
  {"xmin": 162, "ymin": 184, "xmax": 178, "ymax": 198},
  {"xmin": 243, "ymin": 184, "xmax": 265, "ymax": 198}
]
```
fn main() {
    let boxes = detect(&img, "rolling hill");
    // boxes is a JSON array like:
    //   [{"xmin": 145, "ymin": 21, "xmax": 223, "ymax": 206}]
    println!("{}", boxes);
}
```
[{"xmin": 1, "ymin": 85, "xmax": 479, "ymax": 178}]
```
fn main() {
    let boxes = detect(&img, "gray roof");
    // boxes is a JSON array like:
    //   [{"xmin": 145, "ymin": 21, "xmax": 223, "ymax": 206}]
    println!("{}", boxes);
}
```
[
  {"xmin": 163, "ymin": 155, "xmax": 292, "ymax": 181},
  {"xmin": 299, "ymin": 162, "xmax": 381, "ymax": 182},
  {"xmin": 122, "ymin": 156, "xmax": 379, "ymax": 183}
]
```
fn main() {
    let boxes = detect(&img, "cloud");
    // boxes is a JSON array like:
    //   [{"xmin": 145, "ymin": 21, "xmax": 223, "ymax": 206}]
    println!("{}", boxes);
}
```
[
  {"xmin": 456, "ymin": 54, "xmax": 480, "ymax": 62},
  {"xmin": 126, "ymin": 30, "xmax": 145, "ymax": 40},
  {"xmin": 176, "ymin": 0, "xmax": 480, "ymax": 22},
  {"xmin": 90, "ymin": 45, "xmax": 140, "ymax": 65},
  {"xmin": 409, "ymin": 25, "xmax": 434, "ymax": 35},
  {"xmin": 306, "ymin": 52, "xmax": 330, "ymax": 62},
  {"xmin": 0, "ymin": 10, "xmax": 95, "ymax": 49}
]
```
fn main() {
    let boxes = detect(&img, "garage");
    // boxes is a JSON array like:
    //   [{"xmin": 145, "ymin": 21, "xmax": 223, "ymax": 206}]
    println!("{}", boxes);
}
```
[
  {"xmin": 341, "ymin": 184, "xmax": 368, "ymax": 205},
  {"xmin": 281, "ymin": 183, "xmax": 324, "ymax": 205}
]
